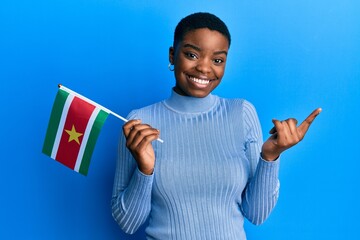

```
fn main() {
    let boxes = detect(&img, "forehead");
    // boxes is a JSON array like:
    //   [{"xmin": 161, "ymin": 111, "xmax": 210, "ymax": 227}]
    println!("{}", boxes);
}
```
[{"xmin": 181, "ymin": 28, "xmax": 229, "ymax": 51}]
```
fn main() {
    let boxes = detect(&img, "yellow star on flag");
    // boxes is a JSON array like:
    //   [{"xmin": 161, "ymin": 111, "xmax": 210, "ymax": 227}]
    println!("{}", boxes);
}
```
[{"xmin": 65, "ymin": 125, "xmax": 83, "ymax": 145}]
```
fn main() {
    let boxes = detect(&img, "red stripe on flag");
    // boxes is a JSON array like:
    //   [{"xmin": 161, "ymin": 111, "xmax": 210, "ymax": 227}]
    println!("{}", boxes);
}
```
[{"xmin": 55, "ymin": 96, "xmax": 96, "ymax": 169}]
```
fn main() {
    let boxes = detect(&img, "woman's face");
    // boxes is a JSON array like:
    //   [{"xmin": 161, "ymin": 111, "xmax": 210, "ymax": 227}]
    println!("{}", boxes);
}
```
[{"xmin": 169, "ymin": 28, "xmax": 229, "ymax": 98}]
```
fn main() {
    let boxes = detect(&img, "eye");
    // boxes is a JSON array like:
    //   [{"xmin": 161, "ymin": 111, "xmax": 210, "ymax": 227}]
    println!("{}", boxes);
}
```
[
  {"xmin": 184, "ymin": 52, "xmax": 198, "ymax": 59},
  {"xmin": 213, "ymin": 58, "xmax": 224, "ymax": 65}
]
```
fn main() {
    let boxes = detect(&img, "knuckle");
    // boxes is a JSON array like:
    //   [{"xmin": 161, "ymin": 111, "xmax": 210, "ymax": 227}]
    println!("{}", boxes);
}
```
[
  {"xmin": 144, "ymin": 136, "xmax": 151, "ymax": 142},
  {"xmin": 125, "ymin": 142, "xmax": 132, "ymax": 149},
  {"xmin": 132, "ymin": 124, "xmax": 140, "ymax": 130},
  {"xmin": 286, "ymin": 118, "xmax": 297, "ymax": 124},
  {"xmin": 122, "ymin": 125, "xmax": 128, "ymax": 132},
  {"xmin": 136, "ymin": 129, "xmax": 145, "ymax": 137}
]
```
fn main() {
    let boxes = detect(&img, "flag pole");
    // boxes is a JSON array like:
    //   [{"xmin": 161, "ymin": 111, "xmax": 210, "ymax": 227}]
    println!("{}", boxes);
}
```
[{"xmin": 58, "ymin": 84, "xmax": 164, "ymax": 143}]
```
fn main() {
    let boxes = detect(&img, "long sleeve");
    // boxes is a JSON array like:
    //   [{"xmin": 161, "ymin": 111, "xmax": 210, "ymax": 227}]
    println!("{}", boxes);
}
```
[
  {"xmin": 111, "ymin": 92, "xmax": 280, "ymax": 239},
  {"xmin": 111, "ymin": 111, "xmax": 153, "ymax": 234},
  {"xmin": 240, "ymin": 101, "xmax": 280, "ymax": 225}
]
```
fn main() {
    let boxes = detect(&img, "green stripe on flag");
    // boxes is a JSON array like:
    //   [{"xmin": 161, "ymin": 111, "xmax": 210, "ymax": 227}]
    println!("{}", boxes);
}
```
[
  {"xmin": 79, "ymin": 109, "xmax": 109, "ymax": 175},
  {"xmin": 42, "ymin": 89, "xmax": 69, "ymax": 156}
]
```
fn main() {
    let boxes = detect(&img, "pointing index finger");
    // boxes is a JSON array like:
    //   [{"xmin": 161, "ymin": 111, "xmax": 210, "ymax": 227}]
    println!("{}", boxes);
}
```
[{"xmin": 298, "ymin": 108, "xmax": 322, "ymax": 135}]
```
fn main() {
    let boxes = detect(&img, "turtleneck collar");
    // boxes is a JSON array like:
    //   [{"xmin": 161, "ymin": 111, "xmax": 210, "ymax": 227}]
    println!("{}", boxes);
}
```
[{"xmin": 163, "ymin": 89, "xmax": 218, "ymax": 114}]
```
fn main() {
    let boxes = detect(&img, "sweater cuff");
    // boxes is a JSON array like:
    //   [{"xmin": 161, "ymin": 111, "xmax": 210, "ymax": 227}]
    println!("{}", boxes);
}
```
[
  {"xmin": 256, "ymin": 157, "xmax": 280, "ymax": 195},
  {"xmin": 122, "ymin": 167, "xmax": 154, "ymax": 210},
  {"xmin": 258, "ymin": 156, "xmax": 280, "ymax": 176},
  {"xmin": 131, "ymin": 167, "xmax": 154, "ymax": 190}
]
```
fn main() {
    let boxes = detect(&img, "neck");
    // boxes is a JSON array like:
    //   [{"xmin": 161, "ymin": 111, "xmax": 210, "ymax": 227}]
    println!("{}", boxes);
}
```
[{"xmin": 163, "ymin": 89, "xmax": 218, "ymax": 113}]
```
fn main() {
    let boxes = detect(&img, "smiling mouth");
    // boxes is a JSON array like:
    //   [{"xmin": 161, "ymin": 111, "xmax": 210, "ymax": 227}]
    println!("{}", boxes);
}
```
[{"xmin": 187, "ymin": 75, "xmax": 211, "ymax": 85}]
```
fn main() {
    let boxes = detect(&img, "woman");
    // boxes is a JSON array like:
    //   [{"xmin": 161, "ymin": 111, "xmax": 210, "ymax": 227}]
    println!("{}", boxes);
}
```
[{"xmin": 111, "ymin": 12, "xmax": 321, "ymax": 239}]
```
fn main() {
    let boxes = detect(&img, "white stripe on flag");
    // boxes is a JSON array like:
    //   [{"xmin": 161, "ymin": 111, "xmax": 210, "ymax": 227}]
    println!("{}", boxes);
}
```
[
  {"xmin": 51, "ymin": 94, "xmax": 75, "ymax": 159},
  {"xmin": 74, "ymin": 107, "xmax": 100, "ymax": 172}
]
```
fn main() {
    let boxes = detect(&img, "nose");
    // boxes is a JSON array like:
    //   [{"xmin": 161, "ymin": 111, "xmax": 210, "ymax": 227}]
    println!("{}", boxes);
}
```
[{"xmin": 195, "ymin": 58, "xmax": 212, "ymax": 74}]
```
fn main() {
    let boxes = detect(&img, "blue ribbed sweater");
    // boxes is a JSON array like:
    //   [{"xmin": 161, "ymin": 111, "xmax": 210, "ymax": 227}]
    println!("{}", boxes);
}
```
[{"xmin": 112, "ymin": 90, "xmax": 280, "ymax": 240}]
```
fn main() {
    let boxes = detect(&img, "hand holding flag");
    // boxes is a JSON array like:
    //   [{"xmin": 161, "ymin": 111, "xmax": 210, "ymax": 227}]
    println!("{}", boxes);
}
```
[{"xmin": 42, "ymin": 85, "xmax": 163, "ymax": 176}]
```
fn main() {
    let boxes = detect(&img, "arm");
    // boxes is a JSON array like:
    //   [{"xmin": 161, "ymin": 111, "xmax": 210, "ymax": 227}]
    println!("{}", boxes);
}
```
[
  {"xmin": 111, "ymin": 112, "xmax": 160, "ymax": 234},
  {"xmin": 241, "ymin": 104, "xmax": 321, "ymax": 224},
  {"xmin": 240, "ymin": 101, "xmax": 280, "ymax": 225}
]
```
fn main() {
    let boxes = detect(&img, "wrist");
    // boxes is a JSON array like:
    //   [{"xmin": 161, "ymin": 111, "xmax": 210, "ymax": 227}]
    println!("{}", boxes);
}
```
[
  {"xmin": 261, "ymin": 152, "xmax": 279, "ymax": 162},
  {"xmin": 139, "ymin": 166, "xmax": 154, "ymax": 175}
]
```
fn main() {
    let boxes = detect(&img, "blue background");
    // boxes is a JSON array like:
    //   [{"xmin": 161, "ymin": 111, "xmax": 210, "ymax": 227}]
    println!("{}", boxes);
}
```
[{"xmin": 1, "ymin": 0, "xmax": 359, "ymax": 239}]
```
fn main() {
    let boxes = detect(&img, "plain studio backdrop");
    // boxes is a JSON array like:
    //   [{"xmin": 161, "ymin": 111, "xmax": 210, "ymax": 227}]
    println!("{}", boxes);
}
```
[{"xmin": 0, "ymin": 0, "xmax": 359, "ymax": 239}]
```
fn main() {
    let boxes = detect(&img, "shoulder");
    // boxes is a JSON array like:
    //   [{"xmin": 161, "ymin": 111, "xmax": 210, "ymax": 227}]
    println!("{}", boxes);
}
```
[
  {"xmin": 218, "ymin": 97, "xmax": 257, "ymax": 114},
  {"xmin": 216, "ymin": 97, "xmax": 260, "ymax": 129},
  {"xmin": 126, "ymin": 101, "xmax": 165, "ymax": 120}
]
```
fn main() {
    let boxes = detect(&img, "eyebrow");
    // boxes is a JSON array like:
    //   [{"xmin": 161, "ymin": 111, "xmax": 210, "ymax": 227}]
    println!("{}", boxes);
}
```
[{"xmin": 183, "ymin": 43, "xmax": 228, "ymax": 56}]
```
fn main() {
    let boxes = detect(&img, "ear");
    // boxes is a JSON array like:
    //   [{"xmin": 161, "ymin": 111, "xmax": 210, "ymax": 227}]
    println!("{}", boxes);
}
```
[{"xmin": 169, "ymin": 46, "xmax": 175, "ymax": 64}]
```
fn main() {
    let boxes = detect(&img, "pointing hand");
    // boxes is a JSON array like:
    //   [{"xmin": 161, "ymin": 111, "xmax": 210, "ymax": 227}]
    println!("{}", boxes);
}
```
[{"xmin": 261, "ymin": 108, "xmax": 322, "ymax": 161}]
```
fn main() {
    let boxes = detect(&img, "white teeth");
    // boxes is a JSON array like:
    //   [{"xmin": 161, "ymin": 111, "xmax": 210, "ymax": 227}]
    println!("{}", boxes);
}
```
[{"xmin": 190, "ymin": 76, "xmax": 210, "ymax": 85}]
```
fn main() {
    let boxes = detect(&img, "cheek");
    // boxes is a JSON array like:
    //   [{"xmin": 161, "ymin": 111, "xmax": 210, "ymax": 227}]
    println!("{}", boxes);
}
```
[
  {"xmin": 178, "ymin": 59, "xmax": 194, "ymax": 70},
  {"xmin": 215, "ymin": 67, "xmax": 226, "ymax": 79}
]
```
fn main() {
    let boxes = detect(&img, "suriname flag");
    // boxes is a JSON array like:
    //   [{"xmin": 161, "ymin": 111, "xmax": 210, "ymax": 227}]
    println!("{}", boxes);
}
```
[{"xmin": 42, "ymin": 85, "xmax": 109, "ymax": 175}]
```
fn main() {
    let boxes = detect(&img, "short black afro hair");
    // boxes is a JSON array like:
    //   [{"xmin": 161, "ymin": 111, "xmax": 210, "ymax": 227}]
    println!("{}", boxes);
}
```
[{"xmin": 173, "ymin": 12, "xmax": 231, "ymax": 49}]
